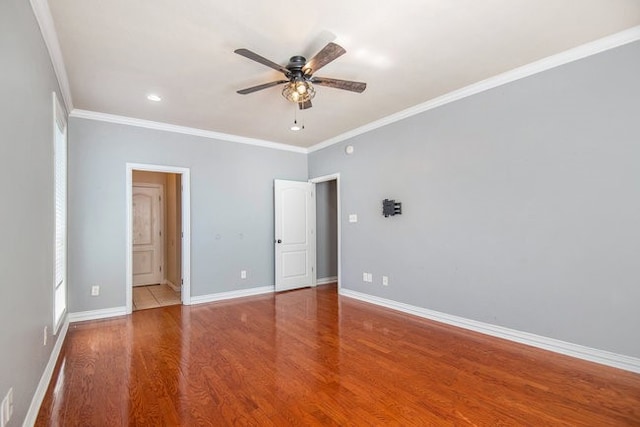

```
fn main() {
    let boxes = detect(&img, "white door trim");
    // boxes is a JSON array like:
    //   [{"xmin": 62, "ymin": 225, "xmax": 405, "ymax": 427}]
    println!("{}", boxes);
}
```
[
  {"xmin": 309, "ymin": 173, "xmax": 341, "ymax": 290},
  {"xmin": 126, "ymin": 163, "xmax": 191, "ymax": 314}
]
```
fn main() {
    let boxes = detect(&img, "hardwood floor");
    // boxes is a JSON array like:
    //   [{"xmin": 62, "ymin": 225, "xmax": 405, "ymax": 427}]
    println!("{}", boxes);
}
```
[{"xmin": 37, "ymin": 284, "xmax": 640, "ymax": 426}]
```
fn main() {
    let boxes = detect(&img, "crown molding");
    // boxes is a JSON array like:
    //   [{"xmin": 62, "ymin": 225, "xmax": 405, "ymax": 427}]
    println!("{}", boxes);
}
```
[
  {"xmin": 30, "ymin": 0, "xmax": 74, "ymax": 113},
  {"xmin": 70, "ymin": 109, "xmax": 309, "ymax": 154},
  {"xmin": 30, "ymin": 1, "xmax": 639, "ymax": 155},
  {"xmin": 308, "ymin": 25, "xmax": 640, "ymax": 153}
]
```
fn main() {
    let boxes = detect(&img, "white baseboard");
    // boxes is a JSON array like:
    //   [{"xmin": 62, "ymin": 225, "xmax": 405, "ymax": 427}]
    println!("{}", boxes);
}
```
[
  {"xmin": 191, "ymin": 286, "xmax": 274, "ymax": 305},
  {"xmin": 163, "ymin": 279, "xmax": 180, "ymax": 292},
  {"xmin": 316, "ymin": 276, "xmax": 338, "ymax": 285},
  {"xmin": 67, "ymin": 306, "xmax": 127, "ymax": 323},
  {"xmin": 23, "ymin": 315, "xmax": 69, "ymax": 427},
  {"xmin": 340, "ymin": 289, "xmax": 640, "ymax": 374},
  {"xmin": 24, "ymin": 306, "xmax": 126, "ymax": 425}
]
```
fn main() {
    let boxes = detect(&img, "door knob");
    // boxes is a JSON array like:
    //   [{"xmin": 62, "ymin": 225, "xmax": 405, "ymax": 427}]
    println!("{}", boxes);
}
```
[{"xmin": 276, "ymin": 239, "xmax": 282, "ymax": 244}]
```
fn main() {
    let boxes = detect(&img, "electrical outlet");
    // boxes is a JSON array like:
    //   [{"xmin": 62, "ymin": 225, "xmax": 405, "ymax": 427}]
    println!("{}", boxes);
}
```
[
  {"xmin": 43, "ymin": 326, "xmax": 48, "ymax": 346},
  {"xmin": 382, "ymin": 276, "xmax": 389, "ymax": 286},
  {"xmin": 240, "ymin": 270, "xmax": 247, "ymax": 279},
  {"xmin": 91, "ymin": 285, "xmax": 100, "ymax": 296},
  {"xmin": 349, "ymin": 214, "xmax": 358, "ymax": 223}
]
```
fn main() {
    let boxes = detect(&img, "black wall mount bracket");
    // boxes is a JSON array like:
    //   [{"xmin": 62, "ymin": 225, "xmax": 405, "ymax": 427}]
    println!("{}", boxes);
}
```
[{"xmin": 382, "ymin": 199, "xmax": 402, "ymax": 217}]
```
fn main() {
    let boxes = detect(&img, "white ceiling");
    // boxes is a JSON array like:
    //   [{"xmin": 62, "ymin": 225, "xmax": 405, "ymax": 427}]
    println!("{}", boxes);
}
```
[{"xmin": 47, "ymin": 0, "xmax": 640, "ymax": 149}]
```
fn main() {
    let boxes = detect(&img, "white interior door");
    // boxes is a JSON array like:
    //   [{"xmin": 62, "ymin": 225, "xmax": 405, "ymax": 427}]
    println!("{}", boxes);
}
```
[
  {"xmin": 132, "ymin": 185, "xmax": 163, "ymax": 286},
  {"xmin": 275, "ymin": 179, "xmax": 316, "ymax": 292}
]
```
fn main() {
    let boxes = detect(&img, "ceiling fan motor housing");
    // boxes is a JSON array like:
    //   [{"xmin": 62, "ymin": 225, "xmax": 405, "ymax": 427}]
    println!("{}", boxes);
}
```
[{"xmin": 287, "ymin": 56, "xmax": 307, "ymax": 72}]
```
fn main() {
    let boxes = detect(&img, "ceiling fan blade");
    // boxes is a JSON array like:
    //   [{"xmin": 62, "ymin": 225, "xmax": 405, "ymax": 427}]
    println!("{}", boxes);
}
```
[
  {"xmin": 298, "ymin": 100, "xmax": 312, "ymax": 110},
  {"xmin": 304, "ymin": 42, "xmax": 346, "ymax": 74},
  {"xmin": 234, "ymin": 49, "xmax": 290, "ymax": 75},
  {"xmin": 312, "ymin": 77, "xmax": 366, "ymax": 93},
  {"xmin": 237, "ymin": 80, "xmax": 288, "ymax": 95}
]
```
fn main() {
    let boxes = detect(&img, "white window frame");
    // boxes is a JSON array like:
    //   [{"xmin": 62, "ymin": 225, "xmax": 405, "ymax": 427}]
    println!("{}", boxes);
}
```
[{"xmin": 53, "ymin": 92, "xmax": 67, "ymax": 334}]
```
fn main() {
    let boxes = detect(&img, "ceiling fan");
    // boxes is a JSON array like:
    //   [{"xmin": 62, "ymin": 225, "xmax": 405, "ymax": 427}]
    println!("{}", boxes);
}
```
[{"xmin": 234, "ymin": 42, "xmax": 366, "ymax": 110}]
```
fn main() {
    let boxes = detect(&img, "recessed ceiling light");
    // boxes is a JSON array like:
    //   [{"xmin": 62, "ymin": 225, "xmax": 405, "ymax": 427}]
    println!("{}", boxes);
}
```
[{"xmin": 147, "ymin": 94, "xmax": 161, "ymax": 102}]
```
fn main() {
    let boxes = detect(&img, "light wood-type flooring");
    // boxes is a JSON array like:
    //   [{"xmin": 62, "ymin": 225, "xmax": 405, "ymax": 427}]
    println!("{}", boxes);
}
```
[
  {"xmin": 36, "ymin": 284, "xmax": 640, "ymax": 425},
  {"xmin": 133, "ymin": 283, "xmax": 181, "ymax": 311}
]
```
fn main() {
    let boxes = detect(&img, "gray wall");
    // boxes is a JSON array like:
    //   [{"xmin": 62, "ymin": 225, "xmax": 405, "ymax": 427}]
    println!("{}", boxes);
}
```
[
  {"xmin": 0, "ymin": 0, "xmax": 66, "ymax": 424},
  {"xmin": 2, "ymin": 4, "xmax": 638, "ymax": 422},
  {"xmin": 68, "ymin": 119, "xmax": 307, "ymax": 312},
  {"xmin": 309, "ymin": 41, "xmax": 640, "ymax": 358},
  {"xmin": 316, "ymin": 180, "xmax": 338, "ymax": 279}
]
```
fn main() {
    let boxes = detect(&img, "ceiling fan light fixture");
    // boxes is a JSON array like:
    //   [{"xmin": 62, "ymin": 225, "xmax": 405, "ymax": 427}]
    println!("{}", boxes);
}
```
[{"xmin": 282, "ymin": 81, "xmax": 315, "ymax": 103}]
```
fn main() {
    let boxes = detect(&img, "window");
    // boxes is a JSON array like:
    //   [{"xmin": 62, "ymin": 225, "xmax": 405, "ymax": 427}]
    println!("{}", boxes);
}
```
[{"xmin": 53, "ymin": 92, "xmax": 67, "ymax": 332}]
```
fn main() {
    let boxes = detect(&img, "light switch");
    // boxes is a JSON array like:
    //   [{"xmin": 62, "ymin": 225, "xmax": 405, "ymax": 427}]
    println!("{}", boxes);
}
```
[{"xmin": 349, "ymin": 214, "xmax": 358, "ymax": 223}]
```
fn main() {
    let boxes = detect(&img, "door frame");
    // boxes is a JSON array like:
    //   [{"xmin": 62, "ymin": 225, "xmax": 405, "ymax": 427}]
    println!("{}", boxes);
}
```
[
  {"xmin": 126, "ymin": 163, "xmax": 191, "ymax": 314},
  {"xmin": 309, "ymin": 173, "xmax": 341, "ymax": 290}
]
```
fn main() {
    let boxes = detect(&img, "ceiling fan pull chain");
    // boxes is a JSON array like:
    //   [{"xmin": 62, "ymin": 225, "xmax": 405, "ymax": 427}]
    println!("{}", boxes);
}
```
[{"xmin": 290, "ymin": 103, "xmax": 302, "ymax": 131}]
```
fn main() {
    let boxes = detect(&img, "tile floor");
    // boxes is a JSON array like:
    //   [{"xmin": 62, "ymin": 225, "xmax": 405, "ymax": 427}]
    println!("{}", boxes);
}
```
[{"xmin": 133, "ymin": 283, "xmax": 181, "ymax": 311}]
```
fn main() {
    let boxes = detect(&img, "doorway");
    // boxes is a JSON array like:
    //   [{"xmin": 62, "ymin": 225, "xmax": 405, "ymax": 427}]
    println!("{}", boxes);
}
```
[
  {"xmin": 310, "ymin": 174, "xmax": 341, "ymax": 289},
  {"xmin": 273, "ymin": 175, "xmax": 341, "ymax": 292},
  {"xmin": 126, "ymin": 163, "xmax": 191, "ymax": 314}
]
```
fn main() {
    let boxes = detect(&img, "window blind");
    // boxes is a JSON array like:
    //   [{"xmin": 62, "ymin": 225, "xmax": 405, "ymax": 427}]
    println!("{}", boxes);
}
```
[{"xmin": 53, "ymin": 92, "xmax": 67, "ymax": 328}]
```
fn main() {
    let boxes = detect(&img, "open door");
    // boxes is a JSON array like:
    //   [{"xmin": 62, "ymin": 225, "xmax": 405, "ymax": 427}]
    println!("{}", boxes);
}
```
[{"xmin": 274, "ymin": 179, "xmax": 316, "ymax": 292}]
